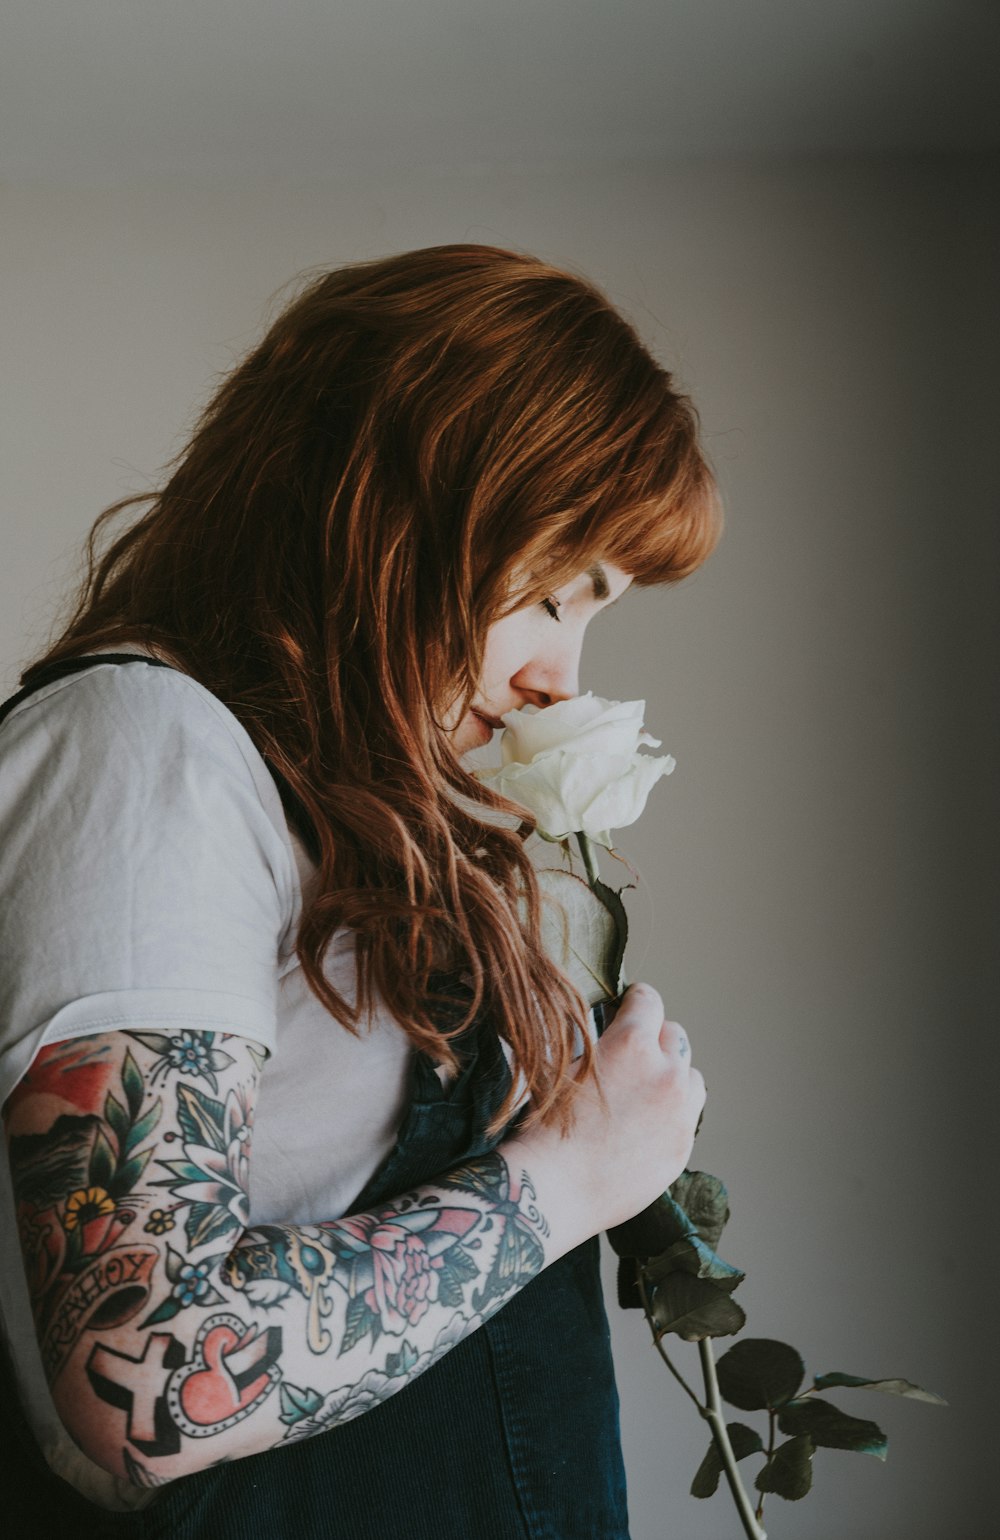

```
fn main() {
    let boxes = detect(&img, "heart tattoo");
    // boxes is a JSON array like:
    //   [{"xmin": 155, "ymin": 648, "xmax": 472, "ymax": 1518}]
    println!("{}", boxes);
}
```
[{"xmin": 165, "ymin": 1313, "xmax": 282, "ymax": 1438}]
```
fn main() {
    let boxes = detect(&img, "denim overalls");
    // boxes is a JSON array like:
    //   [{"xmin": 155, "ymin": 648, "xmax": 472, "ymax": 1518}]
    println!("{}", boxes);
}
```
[{"xmin": 0, "ymin": 655, "xmax": 631, "ymax": 1540}]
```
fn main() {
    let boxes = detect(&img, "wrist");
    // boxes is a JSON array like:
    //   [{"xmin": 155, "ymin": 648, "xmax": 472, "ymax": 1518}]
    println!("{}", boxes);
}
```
[{"xmin": 496, "ymin": 1130, "xmax": 602, "ymax": 1262}]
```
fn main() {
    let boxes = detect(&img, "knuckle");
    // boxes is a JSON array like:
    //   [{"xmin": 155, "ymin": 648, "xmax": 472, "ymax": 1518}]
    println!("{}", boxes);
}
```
[{"xmin": 627, "ymin": 981, "xmax": 663, "ymax": 1012}]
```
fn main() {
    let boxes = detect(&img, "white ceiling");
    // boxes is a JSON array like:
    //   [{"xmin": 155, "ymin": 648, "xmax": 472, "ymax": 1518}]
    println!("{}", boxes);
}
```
[{"xmin": 2, "ymin": 0, "xmax": 997, "ymax": 183}]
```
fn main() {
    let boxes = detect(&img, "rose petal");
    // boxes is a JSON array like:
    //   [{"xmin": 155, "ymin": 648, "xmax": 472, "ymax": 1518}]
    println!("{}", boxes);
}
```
[
  {"xmin": 499, "ymin": 694, "xmax": 649, "ymax": 763},
  {"xmin": 581, "ymin": 753, "xmax": 676, "ymax": 836}
]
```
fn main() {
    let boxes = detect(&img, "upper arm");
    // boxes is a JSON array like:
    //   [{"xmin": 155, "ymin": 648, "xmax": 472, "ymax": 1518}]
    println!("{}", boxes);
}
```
[
  {"xmin": 0, "ymin": 667, "xmax": 295, "ymax": 1478},
  {"xmin": 2, "ymin": 1027, "xmax": 266, "ymax": 1472},
  {"xmin": 0, "ymin": 665, "xmax": 293, "ymax": 1081}
]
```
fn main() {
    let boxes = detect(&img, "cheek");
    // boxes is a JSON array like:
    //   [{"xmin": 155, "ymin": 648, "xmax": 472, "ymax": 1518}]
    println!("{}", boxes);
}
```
[
  {"xmin": 478, "ymin": 640, "xmax": 505, "ymax": 688},
  {"xmin": 480, "ymin": 614, "xmax": 538, "ymax": 683}
]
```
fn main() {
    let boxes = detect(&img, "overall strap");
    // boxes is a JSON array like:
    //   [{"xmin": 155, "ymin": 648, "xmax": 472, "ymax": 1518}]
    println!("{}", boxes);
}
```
[
  {"xmin": 0, "ymin": 652, "xmax": 178, "ymax": 730},
  {"xmin": 0, "ymin": 653, "xmax": 322, "ymax": 863}
]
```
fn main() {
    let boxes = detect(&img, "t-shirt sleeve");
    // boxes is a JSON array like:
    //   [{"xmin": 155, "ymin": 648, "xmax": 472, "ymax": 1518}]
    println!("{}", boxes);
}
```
[{"xmin": 0, "ymin": 663, "xmax": 296, "ymax": 1107}]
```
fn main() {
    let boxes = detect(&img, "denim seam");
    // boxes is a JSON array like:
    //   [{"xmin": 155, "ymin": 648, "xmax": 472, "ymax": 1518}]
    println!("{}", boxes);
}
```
[{"xmin": 483, "ymin": 1308, "xmax": 555, "ymax": 1540}]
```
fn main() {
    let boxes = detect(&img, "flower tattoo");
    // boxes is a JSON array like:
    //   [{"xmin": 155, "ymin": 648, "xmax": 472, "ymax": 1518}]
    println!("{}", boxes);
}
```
[
  {"xmin": 173, "ymin": 1262, "xmax": 215, "ymax": 1308},
  {"xmin": 127, "ymin": 1030, "xmax": 236, "ymax": 1093},
  {"xmin": 152, "ymin": 1082, "xmax": 253, "ymax": 1250},
  {"xmin": 63, "ymin": 1186, "xmax": 115, "ymax": 1231},
  {"xmin": 144, "ymin": 1209, "xmax": 176, "ymax": 1236}
]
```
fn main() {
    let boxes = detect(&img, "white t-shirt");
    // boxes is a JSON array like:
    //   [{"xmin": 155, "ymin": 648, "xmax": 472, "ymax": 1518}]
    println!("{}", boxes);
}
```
[{"xmin": 0, "ymin": 646, "xmax": 525, "ymax": 1509}]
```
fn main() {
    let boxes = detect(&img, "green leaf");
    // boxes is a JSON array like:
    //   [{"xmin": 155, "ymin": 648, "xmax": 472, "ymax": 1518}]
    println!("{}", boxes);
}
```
[
  {"xmin": 691, "ymin": 1422, "xmax": 764, "ymax": 1499},
  {"xmin": 648, "ymin": 1272, "xmax": 746, "ymax": 1342},
  {"xmin": 246, "ymin": 1043, "xmax": 269, "ymax": 1074},
  {"xmin": 185, "ymin": 1201, "xmax": 238, "ymax": 1251},
  {"xmin": 108, "ymin": 1148, "xmax": 153, "ymax": 1200},
  {"xmin": 127, "ymin": 1031, "xmax": 171, "ymax": 1053},
  {"xmin": 384, "ymin": 1341, "xmax": 419, "ymax": 1378},
  {"xmin": 122, "ymin": 1050, "xmax": 144, "ymax": 1120},
  {"xmin": 812, "ymin": 1373, "xmax": 947, "ymax": 1406},
  {"xmin": 589, "ymin": 876, "xmax": 629, "ymax": 996},
  {"xmin": 154, "ymin": 1159, "xmax": 212, "ymax": 1186},
  {"xmin": 104, "ymin": 1092, "xmax": 128, "ymax": 1147},
  {"xmin": 755, "ymin": 1435, "xmax": 815, "ymax": 1500},
  {"xmin": 669, "ymin": 1170, "xmax": 732, "ymax": 1252},
  {"xmin": 533, "ymin": 867, "xmax": 626, "ymax": 1006},
  {"xmin": 606, "ymin": 1189, "xmax": 692, "ymax": 1258},
  {"xmin": 125, "ymin": 1098, "xmax": 162, "ymax": 1155},
  {"xmin": 62, "ymin": 1222, "xmax": 83, "ymax": 1268},
  {"xmin": 279, "ymin": 1383, "xmax": 323, "ymax": 1426},
  {"xmin": 88, "ymin": 1129, "xmax": 116, "ymax": 1190},
  {"xmin": 142, "ymin": 1295, "xmax": 182, "ymax": 1327},
  {"xmin": 608, "ymin": 1170, "xmax": 737, "ymax": 1265},
  {"xmin": 436, "ymin": 1270, "xmax": 464, "ymax": 1308},
  {"xmin": 163, "ymin": 1243, "xmax": 185, "ymax": 1283},
  {"xmin": 341, "ymin": 1293, "xmax": 377, "ymax": 1356},
  {"xmin": 778, "ymin": 1397, "xmax": 888, "ymax": 1460},
  {"xmin": 716, "ymin": 1339, "xmax": 805, "ymax": 1412},
  {"xmin": 176, "ymin": 1083, "xmax": 227, "ymax": 1152},
  {"xmin": 643, "ymin": 1235, "xmax": 744, "ymax": 1294},
  {"xmin": 443, "ymin": 1246, "xmax": 478, "ymax": 1284}
]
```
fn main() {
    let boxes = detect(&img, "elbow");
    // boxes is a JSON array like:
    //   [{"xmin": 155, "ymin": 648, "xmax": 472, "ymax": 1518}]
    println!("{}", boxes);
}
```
[
  {"xmin": 49, "ymin": 1343, "xmax": 199, "ymax": 1485},
  {"xmin": 49, "ymin": 1381, "xmax": 135, "ymax": 1483}
]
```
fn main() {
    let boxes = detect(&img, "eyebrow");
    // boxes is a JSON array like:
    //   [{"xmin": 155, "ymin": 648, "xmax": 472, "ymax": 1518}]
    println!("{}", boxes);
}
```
[{"xmin": 587, "ymin": 563, "xmax": 611, "ymax": 601}]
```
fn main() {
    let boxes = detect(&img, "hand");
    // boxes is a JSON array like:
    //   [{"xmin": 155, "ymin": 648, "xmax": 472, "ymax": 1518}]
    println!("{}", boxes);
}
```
[{"xmin": 505, "ymin": 982, "xmax": 706, "ymax": 1243}]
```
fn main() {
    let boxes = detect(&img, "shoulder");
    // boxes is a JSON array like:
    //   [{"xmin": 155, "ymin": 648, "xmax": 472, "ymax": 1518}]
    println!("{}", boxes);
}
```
[
  {"xmin": 0, "ymin": 660, "xmax": 300, "ymax": 942},
  {"xmin": 1, "ymin": 659, "xmax": 289, "ymax": 842},
  {"xmin": 5, "ymin": 659, "xmax": 259, "ymax": 786},
  {"xmin": 0, "ymin": 660, "xmax": 300, "ymax": 1089}
]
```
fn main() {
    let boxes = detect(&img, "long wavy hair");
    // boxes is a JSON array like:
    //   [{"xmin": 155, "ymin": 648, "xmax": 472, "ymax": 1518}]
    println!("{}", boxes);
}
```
[{"xmin": 24, "ymin": 244, "xmax": 721, "ymax": 1137}]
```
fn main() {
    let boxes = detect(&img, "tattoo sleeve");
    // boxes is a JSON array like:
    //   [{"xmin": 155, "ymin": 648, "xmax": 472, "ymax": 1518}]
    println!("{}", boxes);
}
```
[{"xmin": 2, "ymin": 1031, "xmax": 552, "ymax": 1482}]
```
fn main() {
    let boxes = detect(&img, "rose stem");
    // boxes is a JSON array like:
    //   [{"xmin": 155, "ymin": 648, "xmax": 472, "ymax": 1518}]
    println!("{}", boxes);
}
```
[
  {"xmin": 574, "ymin": 829, "xmax": 600, "ymax": 889},
  {"xmin": 575, "ymin": 833, "xmax": 762, "ymax": 1538},
  {"xmin": 574, "ymin": 831, "xmax": 629, "ymax": 990},
  {"xmin": 698, "ymin": 1338, "xmax": 768, "ymax": 1540},
  {"xmin": 635, "ymin": 1269, "xmax": 703, "ymax": 1411},
  {"xmin": 636, "ymin": 1270, "xmax": 765, "ymax": 1539}
]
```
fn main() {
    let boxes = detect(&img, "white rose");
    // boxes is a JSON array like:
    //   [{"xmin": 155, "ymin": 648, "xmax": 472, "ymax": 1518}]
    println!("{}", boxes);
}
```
[{"xmin": 473, "ymin": 692, "xmax": 675, "ymax": 848}]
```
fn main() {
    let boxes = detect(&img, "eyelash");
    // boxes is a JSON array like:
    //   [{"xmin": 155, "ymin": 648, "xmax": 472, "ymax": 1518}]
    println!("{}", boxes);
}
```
[{"xmin": 541, "ymin": 596, "xmax": 562, "ymax": 622}]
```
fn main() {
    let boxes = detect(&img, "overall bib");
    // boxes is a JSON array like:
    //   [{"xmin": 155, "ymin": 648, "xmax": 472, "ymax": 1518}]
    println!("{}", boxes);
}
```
[{"xmin": 0, "ymin": 655, "xmax": 631, "ymax": 1540}]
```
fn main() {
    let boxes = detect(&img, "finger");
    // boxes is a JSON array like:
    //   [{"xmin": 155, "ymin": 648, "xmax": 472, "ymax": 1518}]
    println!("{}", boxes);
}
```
[
  {"xmin": 625, "ymin": 982, "xmax": 663, "ymax": 1017},
  {"xmin": 658, "ymin": 1018, "xmax": 689, "ymax": 1058}
]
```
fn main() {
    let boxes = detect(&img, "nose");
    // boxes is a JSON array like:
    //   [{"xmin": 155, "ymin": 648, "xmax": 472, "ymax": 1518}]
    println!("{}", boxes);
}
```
[{"xmin": 510, "ymin": 642, "xmax": 581, "ymax": 710}]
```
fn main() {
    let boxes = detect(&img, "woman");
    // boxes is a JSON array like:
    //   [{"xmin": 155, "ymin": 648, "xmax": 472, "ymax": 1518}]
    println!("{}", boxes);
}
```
[{"xmin": 0, "ymin": 244, "xmax": 717, "ymax": 1538}]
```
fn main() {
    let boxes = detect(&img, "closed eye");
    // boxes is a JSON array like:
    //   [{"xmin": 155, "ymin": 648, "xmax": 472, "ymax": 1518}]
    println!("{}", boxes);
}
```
[{"xmin": 541, "ymin": 597, "xmax": 562, "ymax": 622}]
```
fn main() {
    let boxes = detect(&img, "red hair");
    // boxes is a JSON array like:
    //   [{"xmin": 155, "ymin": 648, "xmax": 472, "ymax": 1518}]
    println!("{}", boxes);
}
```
[{"xmin": 25, "ymin": 244, "xmax": 721, "ymax": 1137}]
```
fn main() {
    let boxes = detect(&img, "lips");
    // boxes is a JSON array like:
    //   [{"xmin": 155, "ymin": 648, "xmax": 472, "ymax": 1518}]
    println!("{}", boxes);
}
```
[{"xmin": 472, "ymin": 711, "xmax": 505, "ymax": 732}]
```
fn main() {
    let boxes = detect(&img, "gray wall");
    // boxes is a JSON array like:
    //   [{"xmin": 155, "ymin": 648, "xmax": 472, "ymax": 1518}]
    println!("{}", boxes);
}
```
[{"xmin": 2, "ymin": 158, "xmax": 994, "ymax": 1537}]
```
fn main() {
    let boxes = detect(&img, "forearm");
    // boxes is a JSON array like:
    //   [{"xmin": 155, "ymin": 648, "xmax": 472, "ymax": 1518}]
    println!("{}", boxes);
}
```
[
  {"xmin": 50, "ymin": 1142, "xmax": 574, "ymax": 1482},
  {"xmin": 7, "ymin": 1029, "xmax": 597, "ymax": 1484}
]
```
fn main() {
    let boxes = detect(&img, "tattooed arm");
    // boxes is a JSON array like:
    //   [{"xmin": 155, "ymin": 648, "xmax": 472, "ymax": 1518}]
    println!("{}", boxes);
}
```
[{"xmin": 2, "ymin": 1027, "xmax": 587, "ymax": 1484}]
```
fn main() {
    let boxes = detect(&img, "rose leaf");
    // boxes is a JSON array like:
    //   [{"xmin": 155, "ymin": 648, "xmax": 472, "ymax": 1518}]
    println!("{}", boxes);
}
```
[
  {"xmin": 716, "ymin": 1338, "xmax": 805, "ymax": 1411},
  {"xmin": 691, "ymin": 1422, "xmax": 764, "ymax": 1498},
  {"xmin": 777, "ymin": 1397, "xmax": 888, "ymax": 1460},
  {"xmin": 754, "ymin": 1435, "xmax": 816, "ymax": 1500},
  {"xmin": 812, "ymin": 1372, "xmax": 947, "ymax": 1405},
  {"xmin": 649, "ymin": 1272, "xmax": 746, "ymax": 1341}
]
